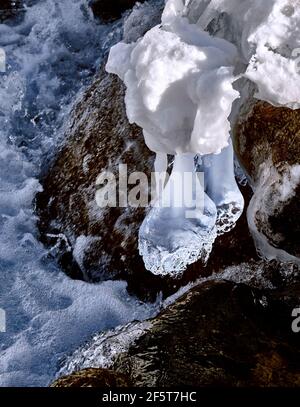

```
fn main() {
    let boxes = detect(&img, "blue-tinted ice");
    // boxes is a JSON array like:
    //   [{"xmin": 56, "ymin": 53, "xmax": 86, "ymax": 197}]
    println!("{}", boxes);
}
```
[{"xmin": 139, "ymin": 143, "xmax": 244, "ymax": 276}]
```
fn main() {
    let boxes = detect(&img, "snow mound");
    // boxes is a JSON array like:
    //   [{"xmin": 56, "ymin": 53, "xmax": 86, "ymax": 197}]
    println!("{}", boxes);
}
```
[{"xmin": 106, "ymin": 21, "xmax": 238, "ymax": 156}]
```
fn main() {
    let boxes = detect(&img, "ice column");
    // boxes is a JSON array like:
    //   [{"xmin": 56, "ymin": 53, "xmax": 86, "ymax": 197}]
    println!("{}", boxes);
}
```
[
  {"xmin": 203, "ymin": 140, "xmax": 244, "ymax": 234},
  {"xmin": 139, "ymin": 153, "xmax": 218, "ymax": 275}
]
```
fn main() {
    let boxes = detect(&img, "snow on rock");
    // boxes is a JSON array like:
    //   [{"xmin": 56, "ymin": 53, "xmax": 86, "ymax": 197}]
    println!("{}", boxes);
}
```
[
  {"xmin": 180, "ymin": 0, "xmax": 300, "ymax": 108},
  {"xmin": 106, "ymin": 21, "xmax": 239, "ymax": 155},
  {"xmin": 106, "ymin": 0, "xmax": 300, "ymax": 275},
  {"xmin": 106, "ymin": 0, "xmax": 245, "ymax": 275}
]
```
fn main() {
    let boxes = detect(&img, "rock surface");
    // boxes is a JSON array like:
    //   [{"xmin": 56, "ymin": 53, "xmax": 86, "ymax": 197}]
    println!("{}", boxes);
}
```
[
  {"xmin": 0, "ymin": 0, "xmax": 24, "ymax": 22},
  {"xmin": 36, "ymin": 68, "xmax": 153, "ymax": 284},
  {"xmin": 51, "ymin": 367, "xmax": 131, "ymax": 387},
  {"xmin": 112, "ymin": 280, "xmax": 300, "ymax": 386},
  {"xmin": 53, "ymin": 279, "xmax": 300, "ymax": 387},
  {"xmin": 233, "ymin": 100, "xmax": 300, "ymax": 261},
  {"xmin": 90, "ymin": 0, "xmax": 143, "ymax": 22},
  {"xmin": 234, "ymin": 100, "xmax": 300, "ymax": 181}
]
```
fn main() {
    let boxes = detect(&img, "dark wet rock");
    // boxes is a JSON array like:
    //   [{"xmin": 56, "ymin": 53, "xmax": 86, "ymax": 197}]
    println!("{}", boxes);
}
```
[
  {"xmin": 51, "ymin": 367, "xmax": 131, "ymax": 387},
  {"xmin": 233, "ymin": 101, "xmax": 300, "ymax": 260},
  {"xmin": 90, "ymin": 0, "xmax": 143, "ymax": 23},
  {"xmin": 0, "ymin": 0, "xmax": 24, "ymax": 22},
  {"xmin": 234, "ymin": 100, "xmax": 300, "ymax": 181},
  {"xmin": 36, "ymin": 67, "xmax": 154, "ymax": 288},
  {"xmin": 54, "ymin": 279, "xmax": 300, "ymax": 387},
  {"xmin": 111, "ymin": 280, "xmax": 300, "ymax": 387},
  {"xmin": 267, "ymin": 184, "xmax": 300, "ymax": 258}
]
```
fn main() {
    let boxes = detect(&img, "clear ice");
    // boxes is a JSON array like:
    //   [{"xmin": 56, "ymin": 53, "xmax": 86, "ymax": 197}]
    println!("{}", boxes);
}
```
[{"xmin": 139, "ymin": 153, "xmax": 218, "ymax": 276}]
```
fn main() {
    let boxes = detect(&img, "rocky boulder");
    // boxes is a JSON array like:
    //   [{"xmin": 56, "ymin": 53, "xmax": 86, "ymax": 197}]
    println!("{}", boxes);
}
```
[
  {"xmin": 0, "ymin": 0, "xmax": 24, "ymax": 22},
  {"xmin": 112, "ymin": 280, "xmax": 300, "ymax": 386},
  {"xmin": 52, "ymin": 279, "xmax": 300, "ymax": 387},
  {"xmin": 51, "ymin": 367, "xmax": 131, "ymax": 387},
  {"xmin": 36, "ymin": 65, "xmax": 259, "ymax": 301},
  {"xmin": 36, "ymin": 68, "xmax": 155, "ymax": 289},
  {"xmin": 90, "ymin": 0, "xmax": 144, "ymax": 22},
  {"xmin": 233, "ymin": 100, "xmax": 300, "ymax": 262}
]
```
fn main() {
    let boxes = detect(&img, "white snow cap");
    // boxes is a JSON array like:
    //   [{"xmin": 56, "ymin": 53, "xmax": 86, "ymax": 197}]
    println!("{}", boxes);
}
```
[
  {"xmin": 178, "ymin": 0, "xmax": 300, "ymax": 108},
  {"xmin": 106, "ymin": 15, "xmax": 239, "ymax": 155},
  {"xmin": 107, "ymin": 0, "xmax": 300, "ymax": 157},
  {"xmin": 244, "ymin": 1, "xmax": 300, "ymax": 108}
]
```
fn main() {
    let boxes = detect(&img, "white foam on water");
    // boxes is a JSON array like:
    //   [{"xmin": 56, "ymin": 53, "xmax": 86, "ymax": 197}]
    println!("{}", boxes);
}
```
[{"xmin": 0, "ymin": 0, "xmax": 161, "ymax": 387}]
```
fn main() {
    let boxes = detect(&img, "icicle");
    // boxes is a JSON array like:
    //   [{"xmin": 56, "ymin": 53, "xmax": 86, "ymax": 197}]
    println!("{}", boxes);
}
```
[
  {"xmin": 153, "ymin": 152, "xmax": 168, "ymax": 202},
  {"xmin": 139, "ymin": 153, "xmax": 217, "ymax": 276},
  {"xmin": 204, "ymin": 140, "xmax": 244, "ymax": 234}
]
